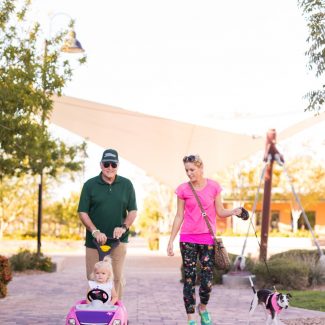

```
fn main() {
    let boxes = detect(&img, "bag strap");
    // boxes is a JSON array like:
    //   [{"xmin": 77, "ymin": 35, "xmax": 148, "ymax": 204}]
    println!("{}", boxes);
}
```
[{"xmin": 188, "ymin": 182, "xmax": 216, "ymax": 242}]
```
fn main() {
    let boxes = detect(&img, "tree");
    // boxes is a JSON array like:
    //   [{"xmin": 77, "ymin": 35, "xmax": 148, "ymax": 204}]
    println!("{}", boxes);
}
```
[
  {"xmin": 0, "ymin": 174, "xmax": 83, "ymax": 239},
  {"xmin": 0, "ymin": 175, "xmax": 38, "ymax": 238},
  {"xmin": 0, "ymin": 0, "xmax": 87, "ymax": 177},
  {"xmin": 216, "ymin": 155, "xmax": 325, "ymax": 234},
  {"xmin": 44, "ymin": 192, "xmax": 82, "ymax": 238},
  {"xmin": 278, "ymin": 155, "xmax": 325, "ymax": 232},
  {"xmin": 298, "ymin": 0, "xmax": 325, "ymax": 113},
  {"xmin": 0, "ymin": 0, "xmax": 87, "ymax": 252}
]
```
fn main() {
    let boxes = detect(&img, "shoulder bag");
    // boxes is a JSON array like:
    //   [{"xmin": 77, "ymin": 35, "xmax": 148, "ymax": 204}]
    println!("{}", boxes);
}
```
[{"xmin": 188, "ymin": 182, "xmax": 230, "ymax": 270}]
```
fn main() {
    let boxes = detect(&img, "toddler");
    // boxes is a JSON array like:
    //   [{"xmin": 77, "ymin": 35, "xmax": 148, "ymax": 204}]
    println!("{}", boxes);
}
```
[{"xmin": 87, "ymin": 256, "xmax": 118, "ymax": 305}]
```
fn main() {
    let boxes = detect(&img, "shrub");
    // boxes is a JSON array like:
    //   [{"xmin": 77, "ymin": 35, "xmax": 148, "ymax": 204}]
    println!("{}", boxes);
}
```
[
  {"xmin": 9, "ymin": 249, "xmax": 55, "ymax": 272},
  {"xmin": 309, "ymin": 263, "xmax": 325, "ymax": 287},
  {"xmin": 179, "ymin": 248, "xmax": 324, "ymax": 290},
  {"xmin": 0, "ymin": 255, "xmax": 13, "ymax": 298},
  {"xmin": 269, "ymin": 249, "xmax": 325, "ymax": 287},
  {"xmin": 254, "ymin": 258, "xmax": 310, "ymax": 290},
  {"xmin": 148, "ymin": 236, "xmax": 159, "ymax": 250},
  {"xmin": 269, "ymin": 249, "xmax": 323, "ymax": 265}
]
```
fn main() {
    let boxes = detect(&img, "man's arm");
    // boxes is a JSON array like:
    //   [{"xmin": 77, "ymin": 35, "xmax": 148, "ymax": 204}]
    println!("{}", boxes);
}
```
[
  {"xmin": 79, "ymin": 212, "xmax": 107, "ymax": 244},
  {"xmin": 79, "ymin": 212, "xmax": 97, "ymax": 233},
  {"xmin": 123, "ymin": 210, "xmax": 137, "ymax": 229},
  {"xmin": 112, "ymin": 210, "xmax": 137, "ymax": 239}
]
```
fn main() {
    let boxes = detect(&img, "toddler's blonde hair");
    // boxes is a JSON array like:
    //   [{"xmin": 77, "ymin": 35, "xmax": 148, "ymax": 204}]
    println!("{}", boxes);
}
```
[{"xmin": 90, "ymin": 256, "xmax": 114, "ymax": 282}]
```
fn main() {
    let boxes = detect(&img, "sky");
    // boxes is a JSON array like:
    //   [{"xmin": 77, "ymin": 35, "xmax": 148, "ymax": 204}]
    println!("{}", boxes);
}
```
[
  {"xmin": 29, "ymin": 0, "xmax": 320, "ymax": 129},
  {"xmin": 26, "ymin": 0, "xmax": 325, "ymax": 200}
]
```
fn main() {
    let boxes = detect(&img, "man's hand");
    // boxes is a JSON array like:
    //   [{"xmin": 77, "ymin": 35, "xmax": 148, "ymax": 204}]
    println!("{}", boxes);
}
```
[
  {"xmin": 113, "ymin": 226, "xmax": 127, "ymax": 239},
  {"xmin": 93, "ymin": 231, "xmax": 107, "ymax": 245}
]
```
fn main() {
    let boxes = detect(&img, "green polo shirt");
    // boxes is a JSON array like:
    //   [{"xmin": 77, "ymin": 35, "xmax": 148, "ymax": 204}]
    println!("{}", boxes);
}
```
[{"xmin": 78, "ymin": 173, "xmax": 137, "ymax": 248}]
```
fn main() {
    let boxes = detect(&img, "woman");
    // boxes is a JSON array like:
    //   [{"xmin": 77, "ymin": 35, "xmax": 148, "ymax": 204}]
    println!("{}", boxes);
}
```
[{"xmin": 167, "ymin": 154, "xmax": 243, "ymax": 325}]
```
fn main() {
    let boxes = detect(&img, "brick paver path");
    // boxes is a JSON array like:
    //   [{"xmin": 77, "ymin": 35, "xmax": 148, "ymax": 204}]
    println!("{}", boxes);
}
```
[{"xmin": 0, "ymin": 240, "xmax": 324, "ymax": 324}]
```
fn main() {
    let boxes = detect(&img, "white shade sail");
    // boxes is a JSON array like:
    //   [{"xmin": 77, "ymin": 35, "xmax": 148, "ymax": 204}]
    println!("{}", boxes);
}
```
[{"xmin": 51, "ymin": 95, "xmax": 325, "ymax": 188}]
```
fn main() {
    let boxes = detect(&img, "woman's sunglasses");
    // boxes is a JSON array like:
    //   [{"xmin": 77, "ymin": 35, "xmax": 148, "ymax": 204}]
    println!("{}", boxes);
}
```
[
  {"xmin": 102, "ymin": 162, "xmax": 118, "ymax": 168},
  {"xmin": 183, "ymin": 155, "xmax": 196, "ymax": 163}
]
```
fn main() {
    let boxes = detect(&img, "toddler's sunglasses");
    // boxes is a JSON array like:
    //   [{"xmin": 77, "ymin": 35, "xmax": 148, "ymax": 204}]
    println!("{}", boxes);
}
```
[{"xmin": 102, "ymin": 162, "xmax": 118, "ymax": 168}]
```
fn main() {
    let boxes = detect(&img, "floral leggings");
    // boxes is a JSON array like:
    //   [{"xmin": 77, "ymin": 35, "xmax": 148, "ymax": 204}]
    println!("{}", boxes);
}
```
[{"xmin": 180, "ymin": 242, "xmax": 215, "ymax": 314}]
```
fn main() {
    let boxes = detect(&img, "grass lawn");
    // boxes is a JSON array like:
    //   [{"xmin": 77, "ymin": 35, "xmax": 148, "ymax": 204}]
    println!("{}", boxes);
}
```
[{"xmin": 289, "ymin": 290, "xmax": 325, "ymax": 312}]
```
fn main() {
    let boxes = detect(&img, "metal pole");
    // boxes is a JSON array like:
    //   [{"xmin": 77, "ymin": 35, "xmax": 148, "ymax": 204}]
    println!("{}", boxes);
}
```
[
  {"xmin": 37, "ymin": 172, "xmax": 43, "ymax": 255},
  {"xmin": 37, "ymin": 39, "xmax": 47, "ymax": 257}
]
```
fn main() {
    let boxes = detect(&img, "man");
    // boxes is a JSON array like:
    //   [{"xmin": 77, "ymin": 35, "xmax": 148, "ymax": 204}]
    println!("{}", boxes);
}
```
[{"xmin": 78, "ymin": 148, "xmax": 137, "ymax": 299}]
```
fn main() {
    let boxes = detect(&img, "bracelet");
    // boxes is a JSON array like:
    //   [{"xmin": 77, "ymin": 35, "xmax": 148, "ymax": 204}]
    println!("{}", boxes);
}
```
[
  {"xmin": 91, "ymin": 229, "xmax": 100, "ymax": 237},
  {"xmin": 121, "ymin": 223, "xmax": 129, "ymax": 232}
]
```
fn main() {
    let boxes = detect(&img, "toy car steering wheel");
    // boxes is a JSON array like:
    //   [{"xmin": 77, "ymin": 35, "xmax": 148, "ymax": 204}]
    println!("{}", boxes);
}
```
[{"xmin": 87, "ymin": 288, "xmax": 109, "ymax": 303}]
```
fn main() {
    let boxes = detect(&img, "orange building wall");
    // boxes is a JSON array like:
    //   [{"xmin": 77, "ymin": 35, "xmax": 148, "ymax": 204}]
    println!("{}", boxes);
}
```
[
  {"xmin": 315, "ymin": 202, "xmax": 325, "ymax": 226},
  {"xmin": 223, "ymin": 200, "xmax": 325, "ymax": 230}
]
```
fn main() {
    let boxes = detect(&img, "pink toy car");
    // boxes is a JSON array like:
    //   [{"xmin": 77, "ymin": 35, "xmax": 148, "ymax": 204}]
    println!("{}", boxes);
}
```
[{"xmin": 66, "ymin": 288, "xmax": 128, "ymax": 325}]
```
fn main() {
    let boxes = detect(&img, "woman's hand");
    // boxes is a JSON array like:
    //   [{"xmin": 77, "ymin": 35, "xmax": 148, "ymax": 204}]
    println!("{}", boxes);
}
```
[
  {"xmin": 234, "ymin": 207, "xmax": 249, "ymax": 220},
  {"xmin": 167, "ymin": 241, "xmax": 174, "ymax": 256},
  {"xmin": 232, "ymin": 207, "xmax": 242, "ymax": 216}
]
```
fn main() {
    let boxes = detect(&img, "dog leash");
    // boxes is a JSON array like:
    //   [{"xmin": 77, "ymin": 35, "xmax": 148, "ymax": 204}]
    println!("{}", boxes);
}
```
[
  {"xmin": 243, "ymin": 157, "xmax": 277, "ymax": 292},
  {"xmin": 240, "ymin": 161, "xmax": 268, "ymax": 257},
  {"xmin": 249, "ymin": 221, "xmax": 277, "ymax": 292}
]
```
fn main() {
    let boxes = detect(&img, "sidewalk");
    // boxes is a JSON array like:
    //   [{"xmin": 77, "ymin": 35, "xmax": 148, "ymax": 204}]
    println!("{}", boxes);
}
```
[{"xmin": 0, "ymin": 238, "xmax": 324, "ymax": 325}]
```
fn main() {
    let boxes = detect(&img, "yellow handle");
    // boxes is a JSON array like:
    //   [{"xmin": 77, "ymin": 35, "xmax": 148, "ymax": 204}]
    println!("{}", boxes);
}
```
[{"xmin": 100, "ymin": 245, "xmax": 111, "ymax": 252}]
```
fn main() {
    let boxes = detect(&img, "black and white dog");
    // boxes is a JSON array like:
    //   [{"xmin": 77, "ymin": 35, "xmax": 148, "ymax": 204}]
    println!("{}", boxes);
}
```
[{"xmin": 247, "ymin": 276, "xmax": 292, "ymax": 325}]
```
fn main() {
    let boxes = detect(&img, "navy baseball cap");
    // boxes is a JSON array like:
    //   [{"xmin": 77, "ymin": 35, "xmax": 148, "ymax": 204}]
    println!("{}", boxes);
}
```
[{"xmin": 101, "ymin": 149, "xmax": 119, "ymax": 163}]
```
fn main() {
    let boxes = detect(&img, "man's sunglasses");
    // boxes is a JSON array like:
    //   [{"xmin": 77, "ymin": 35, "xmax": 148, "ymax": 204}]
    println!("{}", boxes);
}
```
[
  {"xmin": 102, "ymin": 162, "xmax": 118, "ymax": 168},
  {"xmin": 183, "ymin": 155, "xmax": 196, "ymax": 163}
]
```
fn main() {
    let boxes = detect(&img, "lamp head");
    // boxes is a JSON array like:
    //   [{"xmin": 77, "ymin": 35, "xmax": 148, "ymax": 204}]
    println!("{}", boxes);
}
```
[{"xmin": 61, "ymin": 30, "xmax": 84, "ymax": 53}]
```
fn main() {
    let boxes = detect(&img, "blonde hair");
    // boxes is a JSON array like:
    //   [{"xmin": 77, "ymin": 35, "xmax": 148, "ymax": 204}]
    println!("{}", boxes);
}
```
[{"xmin": 90, "ymin": 256, "xmax": 114, "ymax": 282}]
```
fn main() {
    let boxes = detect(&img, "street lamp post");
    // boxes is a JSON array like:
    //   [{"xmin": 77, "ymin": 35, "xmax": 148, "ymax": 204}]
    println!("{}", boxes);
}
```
[{"xmin": 36, "ymin": 14, "xmax": 85, "ymax": 256}]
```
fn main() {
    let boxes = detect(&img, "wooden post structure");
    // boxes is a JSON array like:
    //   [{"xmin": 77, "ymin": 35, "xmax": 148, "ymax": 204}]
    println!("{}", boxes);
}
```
[{"xmin": 260, "ymin": 129, "xmax": 284, "ymax": 261}]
